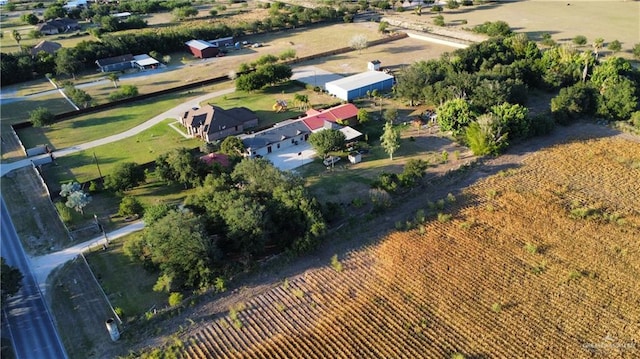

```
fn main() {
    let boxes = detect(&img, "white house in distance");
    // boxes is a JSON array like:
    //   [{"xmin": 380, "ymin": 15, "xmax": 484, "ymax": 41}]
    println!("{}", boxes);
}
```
[{"xmin": 325, "ymin": 71, "xmax": 394, "ymax": 102}]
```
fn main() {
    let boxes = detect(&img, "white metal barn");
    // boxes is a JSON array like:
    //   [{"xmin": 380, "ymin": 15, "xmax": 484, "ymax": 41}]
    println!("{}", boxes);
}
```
[{"xmin": 325, "ymin": 71, "xmax": 394, "ymax": 101}]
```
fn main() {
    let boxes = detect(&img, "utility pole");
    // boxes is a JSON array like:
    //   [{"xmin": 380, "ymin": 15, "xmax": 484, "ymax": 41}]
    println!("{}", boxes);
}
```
[{"xmin": 93, "ymin": 152, "xmax": 103, "ymax": 179}]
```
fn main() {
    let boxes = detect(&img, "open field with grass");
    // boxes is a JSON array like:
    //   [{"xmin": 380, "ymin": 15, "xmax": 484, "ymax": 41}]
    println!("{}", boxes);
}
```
[
  {"xmin": 41, "ymin": 119, "xmax": 200, "ymax": 186},
  {"xmin": 16, "ymin": 87, "xmax": 216, "ymax": 150},
  {"xmin": 160, "ymin": 136, "xmax": 640, "ymax": 358},
  {"xmin": 1, "ymin": 92, "xmax": 74, "ymax": 125},
  {"xmin": 386, "ymin": 0, "xmax": 640, "ymax": 58},
  {"xmin": 85, "ymin": 237, "xmax": 167, "ymax": 319}
]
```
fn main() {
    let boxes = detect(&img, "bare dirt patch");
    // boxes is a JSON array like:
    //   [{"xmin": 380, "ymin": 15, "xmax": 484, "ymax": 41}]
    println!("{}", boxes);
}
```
[
  {"xmin": 0, "ymin": 167, "xmax": 71, "ymax": 255},
  {"xmin": 49, "ymin": 257, "xmax": 126, "ymax": 359}
]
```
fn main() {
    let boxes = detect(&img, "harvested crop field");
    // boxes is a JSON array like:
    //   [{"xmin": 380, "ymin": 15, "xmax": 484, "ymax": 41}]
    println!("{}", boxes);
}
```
[{"xmin": 172, "ymin": 136, "xmax": 639, "ymax": 358}]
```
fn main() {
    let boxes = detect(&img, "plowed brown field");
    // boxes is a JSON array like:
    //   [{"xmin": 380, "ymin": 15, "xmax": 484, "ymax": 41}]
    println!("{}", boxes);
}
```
[{"xmin": 166, "ymin": 137, "xmax": 640, "ymax": 358}]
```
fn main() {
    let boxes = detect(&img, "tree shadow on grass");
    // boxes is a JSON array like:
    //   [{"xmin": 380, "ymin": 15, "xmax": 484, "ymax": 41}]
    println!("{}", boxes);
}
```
[{"xmin": 69, "ymin": 114, "xmax": 135, "ymax": 129}]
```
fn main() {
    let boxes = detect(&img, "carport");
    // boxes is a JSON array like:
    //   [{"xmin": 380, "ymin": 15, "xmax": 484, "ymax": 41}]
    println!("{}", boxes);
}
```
[{"xmin": 291, "ymin": 66, "xmax": 343, "ymax": 89}]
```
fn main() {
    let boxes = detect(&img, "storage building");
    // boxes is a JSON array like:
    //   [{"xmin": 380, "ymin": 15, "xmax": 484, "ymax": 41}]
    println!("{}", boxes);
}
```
[
  {"xmin": 325, "ymin": 71, "xmax": 394, "ymax": 101},
  {"xmin": 185, "ymin": 40, "xmax": 219, "ymax": 59}
]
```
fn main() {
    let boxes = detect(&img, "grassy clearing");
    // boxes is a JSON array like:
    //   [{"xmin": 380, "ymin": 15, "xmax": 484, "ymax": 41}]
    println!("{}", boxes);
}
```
[
  {"xmin": 17, "ymin": 88, "xmax": 214, "ymax": 150},
  {"xmin": 41, "ymin": 119, "xmax": 200, "ymax": 185},
  {"xmin": 388, "ymin": 1, "xmax": 639, "ymax": 59},
  {"xmin": 85, "ymin": 236, "xmax": 166, "ymax": 318},
  {"xmin": 1, "ymin": 93, "xmax": 74, "ymax": 124},
  {"xmin": 210, "ymin": 82, "xmax": 341, "ymax": 129},
  {"xmin": 15, "ymin": 78, "xmax": 57, "ymax": 96},
  {"xmin": 126, "ymin": 170, "xmax": 197, "ymax": 208}
]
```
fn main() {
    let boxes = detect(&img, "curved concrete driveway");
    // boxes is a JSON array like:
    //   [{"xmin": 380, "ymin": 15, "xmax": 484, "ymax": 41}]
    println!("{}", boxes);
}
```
[{"xmin": 0, "ymin": 87, "xmax": 235, "ymax": 176}]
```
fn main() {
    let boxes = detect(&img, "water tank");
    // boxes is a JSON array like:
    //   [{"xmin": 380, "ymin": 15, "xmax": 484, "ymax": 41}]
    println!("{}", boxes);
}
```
[{"xmin": 105, "ymin": 318, "xmax": 120, "ymax": 342}]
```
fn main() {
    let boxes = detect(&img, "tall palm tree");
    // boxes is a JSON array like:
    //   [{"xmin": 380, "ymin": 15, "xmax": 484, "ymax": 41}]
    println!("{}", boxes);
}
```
[
  {"xmin": 592, "ymin": 38, "xmax": 604, "ymax": 59},
  {"xmin": 107, "ymin": 72, "xmax": 119, "ymax": 88}
]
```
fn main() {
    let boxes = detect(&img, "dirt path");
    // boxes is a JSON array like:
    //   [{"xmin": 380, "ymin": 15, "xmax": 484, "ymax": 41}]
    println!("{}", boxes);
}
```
[{"xmin": 128, "ymin": 121, "xmax": 638, "ymax": 354}]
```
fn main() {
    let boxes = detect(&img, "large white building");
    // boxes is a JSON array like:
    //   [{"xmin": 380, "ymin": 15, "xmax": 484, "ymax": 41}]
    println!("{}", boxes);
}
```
[{"xmin": 325, "ymin": 71, "xmax": 394, "ymax": 101}]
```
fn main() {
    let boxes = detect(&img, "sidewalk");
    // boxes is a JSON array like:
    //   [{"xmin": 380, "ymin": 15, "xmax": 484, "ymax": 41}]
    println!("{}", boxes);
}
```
[{"xmin": 29, "ymin": 221, "xmax": 145, "ymax": 295}]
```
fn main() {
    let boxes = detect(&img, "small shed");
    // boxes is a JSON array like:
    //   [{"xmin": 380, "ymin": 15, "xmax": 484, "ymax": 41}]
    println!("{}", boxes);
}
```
[
  {"xmin": 185, "ymin": 40, "xmax": 219, "ymax": 59},
  {"xmin": 325, "ymin": 71, "xmax": 394, "ymax": 102},
  {"xmin": 368, "ymin": 60, "xmax": 381, "ymax": 71},
  {"xmin": 348, "ymin": 151, "xmax": 362, "ymax": 164}
]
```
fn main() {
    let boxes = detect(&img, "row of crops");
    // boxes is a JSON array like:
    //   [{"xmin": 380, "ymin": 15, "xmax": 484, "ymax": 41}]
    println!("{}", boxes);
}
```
[{"xmin": 173, "ymin": 138, "xmax": 639, "ymax": 358}]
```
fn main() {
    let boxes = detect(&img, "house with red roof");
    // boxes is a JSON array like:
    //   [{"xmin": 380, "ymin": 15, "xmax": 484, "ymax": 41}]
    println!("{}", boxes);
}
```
[
  {"xmin": 240, "ymin": 103, "xmax": 362, "ymax": 160},
  {"xmin": 301, "ymin": 103, "xmax": 359, "ymax": 131}
]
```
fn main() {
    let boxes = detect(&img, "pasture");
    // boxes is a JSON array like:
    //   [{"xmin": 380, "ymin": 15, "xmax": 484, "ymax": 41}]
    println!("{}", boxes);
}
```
[{"xmin": 387, "ymin": 0, "xmax": 640, "ymax": 57}]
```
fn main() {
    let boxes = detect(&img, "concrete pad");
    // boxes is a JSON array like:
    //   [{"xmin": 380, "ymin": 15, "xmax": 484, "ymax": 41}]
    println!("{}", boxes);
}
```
[
  {"xmin": 292, "ymin": 65, "xmax": 344, "ymax": 89},
  {"xmin": 263, "ymin": 142, "xmax": 318, "ymax": 171}
]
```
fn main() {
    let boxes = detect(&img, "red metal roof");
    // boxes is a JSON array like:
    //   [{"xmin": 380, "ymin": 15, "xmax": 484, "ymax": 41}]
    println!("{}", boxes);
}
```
[
  {"xmin": 199, "ymin": 153, "xmax": 230, "ymax": 167},
  {"xmin": 301, "ymin": 104, "xmax": 359, "ymax": 131}
]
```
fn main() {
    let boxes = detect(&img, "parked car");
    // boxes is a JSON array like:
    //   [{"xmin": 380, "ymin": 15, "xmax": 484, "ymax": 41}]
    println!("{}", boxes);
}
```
[{"xmin": 323, "ymin": 156, "xmax": 341, "ymax": 166}]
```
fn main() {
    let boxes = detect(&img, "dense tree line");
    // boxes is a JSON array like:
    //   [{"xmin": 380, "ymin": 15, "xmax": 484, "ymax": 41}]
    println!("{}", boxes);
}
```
[
  {"xmin": 1, "ymin": 4, "xmax": 344, "ymax": 86},
  {"xmin": 124, "ymin": 155, "xmax": 326, "ymax": 292},
  {"xmin": 394, "ymin": 32, "xmax": 640, "ymax": 155}
]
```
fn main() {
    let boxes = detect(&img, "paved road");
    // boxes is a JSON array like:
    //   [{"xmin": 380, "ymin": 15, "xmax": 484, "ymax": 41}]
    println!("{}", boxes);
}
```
[{"xmin": 1, "ymin": 197, "xmax": 68, "ymax": 359}]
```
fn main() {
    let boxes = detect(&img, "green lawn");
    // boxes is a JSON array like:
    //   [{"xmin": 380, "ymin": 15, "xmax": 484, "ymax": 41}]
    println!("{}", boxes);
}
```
[
  {"xmin": 17, "ymin": 89, "xmax": 212, "ymax": 150},
  {"xmin": 209, "ymin": 82, "xmax": 341, "ymax": 129},
  {"xmin": 85, "ymin": 236, "xmax": 167, "ymax": 318},
  {"xmin": 42, "ymin": 119, "xmax": 200, "ymax": 184},
  {"xmin": 1, "ymin": 93, "xmax": 75, "ymax": 125}
]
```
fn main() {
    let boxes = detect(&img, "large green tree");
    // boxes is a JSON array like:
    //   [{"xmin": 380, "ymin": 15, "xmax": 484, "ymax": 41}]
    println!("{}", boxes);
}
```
[
  {"xmin": 29, "ymin": 107, "xmax": 55, "ymax": 127},
  {"xmin": 155, "ymin": 148, "xmax": 206, "ymax": 188},
  {"xmin": 142, "ymin": 210, "xmax": 218, "ymax": 291},
  {"xmin": 550, "ymin": 82, "xmax": 597, "ymax": 125},
  {"xmin": 55, "ymin": 48, "xmax": 83, "ymax": 79},
  {"xmin": 380, "ymin": 121, "xmax": 400, "ymax": 160},
  {"xmin": 1, "ymin": 258, "xmax": 23, "ymax": 304},
  {"xmin": 490, "ymin": 102, "xmax": 529, "ymax": 139},
  {"xmin": 104, "ymin": 162, "xmax": 146, "ymax": 193},
  {"xmin": 465, "ymin": 113, "xmax": 508, "ymax": 156},
  {"xmin": 437, "ymin": 98, "xmax": 474, "ymax": 135},
  {"xmin": 186, "ymin": 158, "xmax": 326, "ymax": 256},
  {"xmin": 219, "ymin": 136, "xmax": 246, "ymax": 157},
  {"xmin": 43, "ymin": 5, "xmax": 66, "ymax": 20},
  {"xmin": 308, "ymin": 129, "xmax": 346, "ymax": 158},
  {"xmin": 173, "ymin": 6, "xmax": 198, "ymax": 20}
]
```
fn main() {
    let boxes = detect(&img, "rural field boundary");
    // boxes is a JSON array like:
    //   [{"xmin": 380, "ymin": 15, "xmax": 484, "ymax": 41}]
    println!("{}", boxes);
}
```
[{"xmin": 11, "ymin": 33, "xmax": 409, "ymax": 130}]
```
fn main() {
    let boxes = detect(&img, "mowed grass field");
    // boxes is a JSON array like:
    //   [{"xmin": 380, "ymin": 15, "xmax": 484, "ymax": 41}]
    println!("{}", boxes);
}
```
[
  {"xmin": 389, "ymin": 0, "xmax": 639, "ymax": 57},
  {"xmin": 169, "ymin": 136, "xmax": 640, "ymax": 358},
  {"xmin": 41, "ymin": 119, "xmax": 200, "ymax": 186}
]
